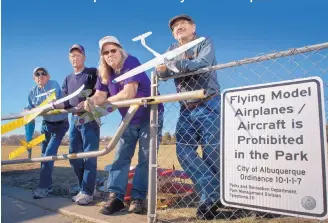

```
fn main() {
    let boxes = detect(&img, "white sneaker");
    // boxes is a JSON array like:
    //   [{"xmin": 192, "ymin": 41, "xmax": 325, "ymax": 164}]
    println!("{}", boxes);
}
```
[
  {"xmin": 33, "ymin": 188, "xmax": 49, "ymax": 199},
  {"xmin": 75, "ymin": 193, "xmax": 93, "ymax": 205},
  {"xmin": 72, "ymin": 191, "xmax": 83, "ymax": 202}
]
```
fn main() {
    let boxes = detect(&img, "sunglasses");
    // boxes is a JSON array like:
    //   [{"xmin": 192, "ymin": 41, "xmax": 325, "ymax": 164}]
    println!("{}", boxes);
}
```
[
  {"xmin": 102, "ymin": 49, "xmax": 118, "ymax": 55},
  {"xmin": 34, "ymin": 71, "xmax": 48, "ymax": 77}
]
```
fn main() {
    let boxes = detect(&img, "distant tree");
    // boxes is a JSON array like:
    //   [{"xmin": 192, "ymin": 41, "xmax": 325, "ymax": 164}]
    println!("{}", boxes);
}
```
[
  {"xmin": 161, "ymin": 132, "xmax": 176, "ymax": 145},
  {"xmin": 171, "ymin": 133, "xmax": 176, "ymax": 144}
]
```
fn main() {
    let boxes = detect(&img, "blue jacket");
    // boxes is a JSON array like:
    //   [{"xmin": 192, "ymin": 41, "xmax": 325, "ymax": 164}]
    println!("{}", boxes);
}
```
[
  {"xmin": 158, "ymin": 36, "xmax": 220, "ymax": 104},
  {"xmin": 26, "ymin": 80, "xmax": 68, "ymax": 122}
]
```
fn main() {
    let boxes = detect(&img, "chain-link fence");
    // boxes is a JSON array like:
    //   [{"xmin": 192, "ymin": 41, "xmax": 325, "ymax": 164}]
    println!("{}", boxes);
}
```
[{"xmin": 155, "ymin": 42, "xmax": 328, "ymax": 223}]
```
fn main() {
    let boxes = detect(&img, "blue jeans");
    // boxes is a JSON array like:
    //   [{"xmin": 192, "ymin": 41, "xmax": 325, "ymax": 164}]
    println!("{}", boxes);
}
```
[
  {"xmin": 176, "ymin": 96, "xmax": 220, "ymax": 207},
  {"xmin": 107, "ymin": 111, "xmax": 164, "ymax": 201},
  {"xmin": 107, "ymin": 110, "xmax": 163, "ymax": 201},
  {"xmin": 69, "ymin": 115, "xmax": 100, "ymax": 196},
  {"xmin": 107, "ymin": 121, "xmax": 150, "ymax": 201},
  {"xmin": 39, "ymin": 119, "xmax": 69, "ymax": 189}
]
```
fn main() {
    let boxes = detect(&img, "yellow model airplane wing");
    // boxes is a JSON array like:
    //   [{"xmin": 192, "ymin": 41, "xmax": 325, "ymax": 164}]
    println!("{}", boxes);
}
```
[
  {"xmin": 1, "ymin": 92, "xmax": 56, "ymax": 135},
  {"xmin": 9, "ymin": 134, "xmax": 46, "ymax": 160}
]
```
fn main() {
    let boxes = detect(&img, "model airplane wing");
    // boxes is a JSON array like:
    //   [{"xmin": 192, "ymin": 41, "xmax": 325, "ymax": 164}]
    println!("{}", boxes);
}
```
[
  {"xmin": 112, "ymin": 57, "xmax": 163, "ymax": 83},
  {"xmin": 113, "ymin": 37, "xmax": 206, "ymax": 83},
  {"xmin": 1, "ymin": 92, "xmax": 56, "ymax": 135},
  {"xmin": 75, "ymin": 104, "xmax": 117, "ymax": 126},
  {"xmin": 161, "ymin": 37, "xmax": 205, "ymax": 60},
  {"xmin": 1, "ymin": 88, "xmax": 92, "ymax": 121},
  {"xmin": 36, "ymin": 88, "xmax": 56, "ymax": 98},
  {"xmin": 9, "ymin": 134, "xmax": 46, "ymax": 160},
  {"xmin": 19, "ymin": 84, "xmax": 85, "ymax": 116}
]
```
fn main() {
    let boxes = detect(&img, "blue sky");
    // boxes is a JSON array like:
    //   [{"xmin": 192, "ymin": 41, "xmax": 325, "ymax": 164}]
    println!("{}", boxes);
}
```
[{"xmin": 2, "ymin": 0, "xmax": 328, "ymax": 136}]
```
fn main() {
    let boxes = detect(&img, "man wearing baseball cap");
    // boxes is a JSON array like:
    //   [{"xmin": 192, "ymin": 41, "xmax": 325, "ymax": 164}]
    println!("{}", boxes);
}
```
[
  {"xmin": 25, "ymin": 67, "xmax": 69, "ymax": 199},
  {"xmin": 70, "ymin": 44, "xmax": 85, "ymax": 55},
  {"xmin": 59, "ymin": 44, "xmax": 99, "ymax": 205},
  {"xmin": 156, "ymin": 14, "xmax": 222, "ymax": 220}
]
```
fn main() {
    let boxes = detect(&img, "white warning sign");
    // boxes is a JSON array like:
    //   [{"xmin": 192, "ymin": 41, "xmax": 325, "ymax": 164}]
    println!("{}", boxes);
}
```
[{"xmin": 220, "ymin": 77, "xmax": 328, "ymax": 220}]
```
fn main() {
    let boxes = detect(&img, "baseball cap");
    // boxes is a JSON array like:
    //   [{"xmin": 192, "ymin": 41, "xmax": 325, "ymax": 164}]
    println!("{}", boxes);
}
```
[
  {"xmin": 169, "ymin": 14, "xmax": 194, "ymax": 30},
  {"xmin": 33, "ymin": 67, "xmax": 49, "ymax": 76},
  {"xmin": 99, "ymin": 36, "xmax": 122, "ymax": 51},
  {"xmin": 69, "ymin": 44, "xmax": 85, "ymax": 54}
]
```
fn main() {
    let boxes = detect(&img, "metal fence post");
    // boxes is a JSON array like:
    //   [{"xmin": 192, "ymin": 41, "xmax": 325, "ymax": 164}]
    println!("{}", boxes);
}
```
[
  {"xmin": 148, "ymin": 71, "xmax": 158, "ymax": 223},
  {"xmin": 27, "ymin": 149, "xmax": 32, "ymax": 159}
]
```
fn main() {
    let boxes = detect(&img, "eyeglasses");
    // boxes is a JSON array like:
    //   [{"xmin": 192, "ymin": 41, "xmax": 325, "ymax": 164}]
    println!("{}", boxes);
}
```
[
  {"xmin": 102, "ymin": 49, "xmax": 118, "ymax": 56},
  {"xmin": 34, "ymin": 71, "xmax": 48, "ymax": 77},
  {"xmin": 172, "ymin": 21, "xmax": 191, "ymax": 31}
]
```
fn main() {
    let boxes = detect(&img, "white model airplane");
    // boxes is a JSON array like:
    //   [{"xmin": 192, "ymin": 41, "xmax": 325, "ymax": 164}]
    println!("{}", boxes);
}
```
[
  {"xmin": 19, "ymin": 85, "xmax": 85, "ymax": 116},
  {"xmin": 113, "ymin": 31, "xmax": 205, "ymax": 83},
  {"xmin": 35, "ymin": 88, "xmax": 56, "ymax": 98},
  {"xmin": 36, "ymin": 89, "xmax": 58, "ymax": 111}
]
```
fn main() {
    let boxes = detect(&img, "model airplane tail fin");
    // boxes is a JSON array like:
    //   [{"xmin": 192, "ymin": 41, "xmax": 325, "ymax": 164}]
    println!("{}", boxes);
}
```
[
  {"xmin": 132, "ymin": 32, "xmax": 161, "ymax": 57},
  {"xmin": 132, "ymin": 31, "xmax": 152, "ymax": 42}
]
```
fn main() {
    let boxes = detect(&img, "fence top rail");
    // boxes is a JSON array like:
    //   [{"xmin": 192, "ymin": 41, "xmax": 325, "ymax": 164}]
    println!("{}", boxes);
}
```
[
  {"xmin": 159, "ymin": 42, "xmax": 328, "ymax": 81},
  {"xmin": 1, "ymin": 89, "xmax": 207, "ymax": 121}
]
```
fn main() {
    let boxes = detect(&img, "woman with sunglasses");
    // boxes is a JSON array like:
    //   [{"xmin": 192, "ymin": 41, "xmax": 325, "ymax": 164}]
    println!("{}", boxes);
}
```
[
  {"xmin": 25, "ymin": 67, "xmax": 69, "ymax": 199},
  {"xmin": 78, "ymin": 35, "xmax": 163, "ymax": 215}
]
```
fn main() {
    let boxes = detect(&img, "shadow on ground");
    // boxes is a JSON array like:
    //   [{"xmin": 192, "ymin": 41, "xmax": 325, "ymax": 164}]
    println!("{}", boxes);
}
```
[{"xmin": 2, "ymin": 165, "xmax": 108, "ymax": 204}]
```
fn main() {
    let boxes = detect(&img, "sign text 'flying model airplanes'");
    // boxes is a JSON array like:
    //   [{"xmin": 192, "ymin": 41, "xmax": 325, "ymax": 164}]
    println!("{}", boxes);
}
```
[{"xmin": 112, "ymin": 31, "xmax": 205, "ymax": 83}]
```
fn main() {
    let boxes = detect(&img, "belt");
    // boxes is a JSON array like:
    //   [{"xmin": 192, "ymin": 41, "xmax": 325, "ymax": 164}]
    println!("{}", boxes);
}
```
[
  {"xmin": 183, "ymin": 92, "xmax": 219, "ymax": 109},
  {"xmin": 43, "ymin": 119, "xmax": 67, "ymax": 125}
]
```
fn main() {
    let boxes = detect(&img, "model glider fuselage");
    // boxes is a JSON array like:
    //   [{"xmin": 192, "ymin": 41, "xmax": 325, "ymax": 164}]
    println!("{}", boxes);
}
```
[{"xmin": 113, "ymin": 32, "xmax": 205, "ymax": 83}]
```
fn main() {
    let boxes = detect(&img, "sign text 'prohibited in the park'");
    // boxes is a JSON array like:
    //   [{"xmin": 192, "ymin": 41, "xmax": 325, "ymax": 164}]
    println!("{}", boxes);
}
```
[{"xmin": 221, "ymin": 77, "xmax": 328, "ymax": 220}]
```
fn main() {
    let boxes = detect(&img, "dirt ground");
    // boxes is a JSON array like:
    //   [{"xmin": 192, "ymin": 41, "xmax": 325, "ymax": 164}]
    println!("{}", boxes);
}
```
[
  {"xmin": 1, "ymin": 144, "xmax": 181, "ymax": 197},
  {"xmin": 1, "ymin": 145, "xmax": 327, "ymax": 223}
]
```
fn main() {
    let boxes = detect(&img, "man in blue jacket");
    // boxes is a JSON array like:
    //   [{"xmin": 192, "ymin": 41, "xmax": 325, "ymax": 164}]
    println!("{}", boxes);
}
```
[
  {"xmin": 26, "ymin": 67, "xmax": 69, "ymax": 199},
  {"xmin": 156, "ymin": 14, "xmax": 221, "ymax": 220}
]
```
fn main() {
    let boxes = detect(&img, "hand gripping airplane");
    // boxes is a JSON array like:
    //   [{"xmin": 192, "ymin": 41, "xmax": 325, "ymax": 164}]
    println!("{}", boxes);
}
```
[{"xmin": 112, "ymin": 31, "xmax": 205, "ymax": 83}]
